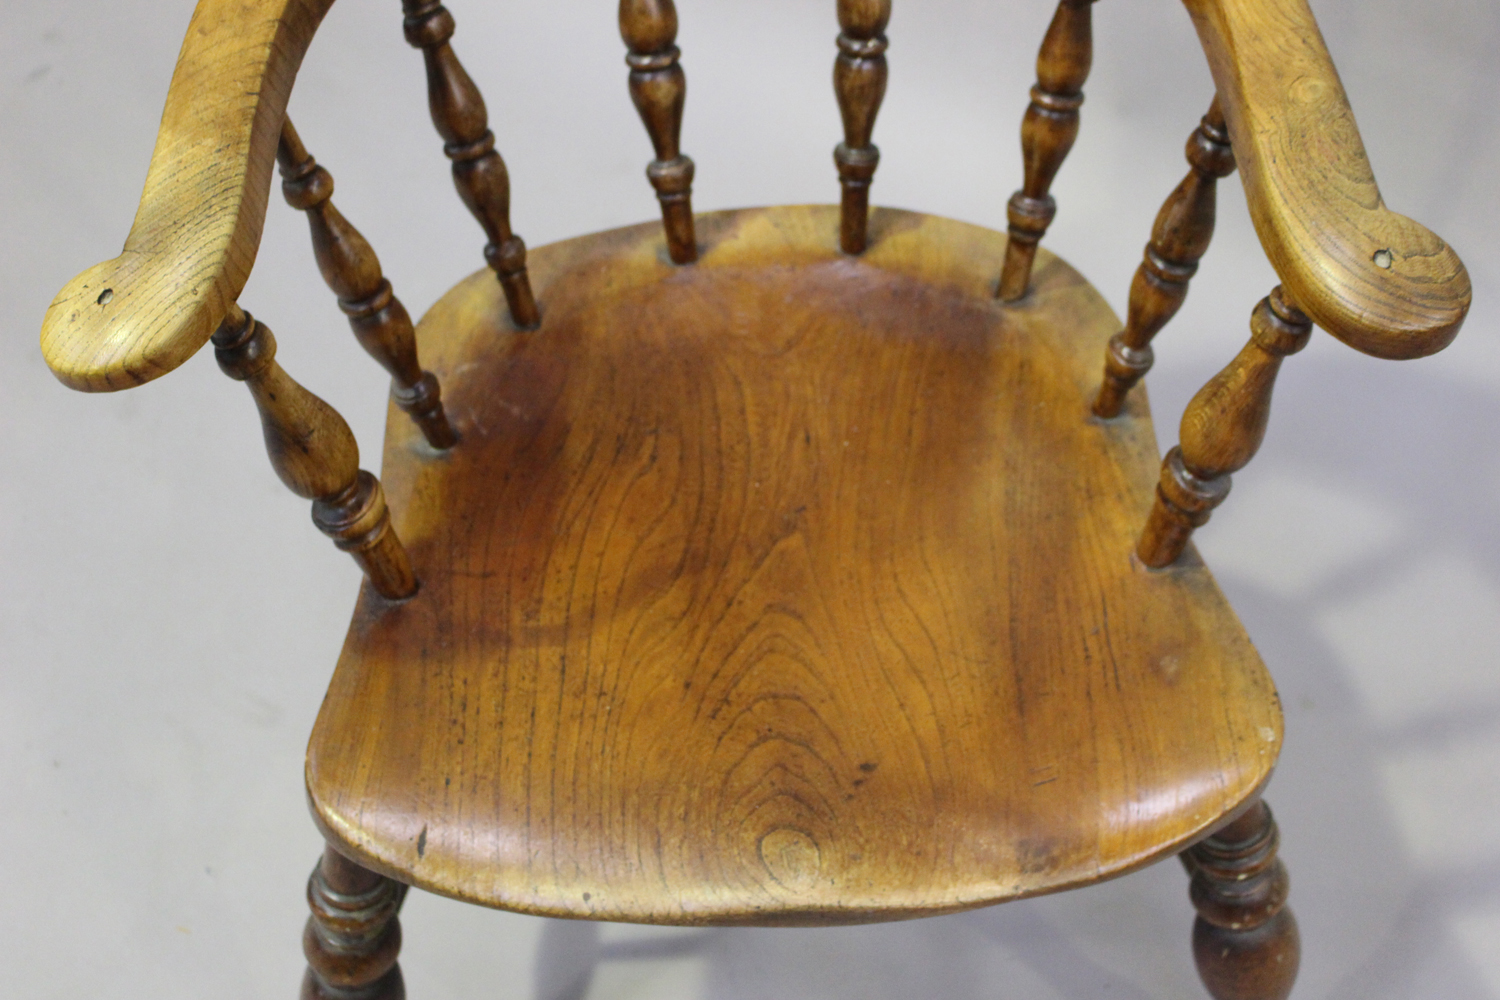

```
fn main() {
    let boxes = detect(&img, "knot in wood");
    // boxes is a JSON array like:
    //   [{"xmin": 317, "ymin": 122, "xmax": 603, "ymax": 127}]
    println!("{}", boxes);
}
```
[
  {"xmin": 625, "ymin": 46, "xmax": 680, "ymax": 72},
  {"xmin": 1158, "ymin": 446, "xmax": 1231, "ymax": 519},
  {"xmin": 646, "ymin": 155, "xmax": 695, "ymax": 196},
  {"xmin": 836, "ymin": 32, "xmax": 889, "ymax": 59},
  {"xmin": 1028, "ymin": 85, "xmax": 1085, "ymax": 116},
  {"xmin": 484, "ymin": 236, "xmax": 529, "ymax": 277},
  {"xmin": 402, "ymin": 1, "xmax": 454, "ymax": 49},
  {"xmin": 1250, "ymin": 290, "xmax": 1313, "ymax": 356},
  {"xmin": 211, "ymin": 312, "xmax": 274, "ymax": 381}
]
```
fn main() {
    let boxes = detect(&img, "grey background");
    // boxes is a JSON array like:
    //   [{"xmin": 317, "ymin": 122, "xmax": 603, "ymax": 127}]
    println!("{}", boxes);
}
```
[{"xmin": 3, "ymin": 0, "xmax": 1498, "ymax": 997}]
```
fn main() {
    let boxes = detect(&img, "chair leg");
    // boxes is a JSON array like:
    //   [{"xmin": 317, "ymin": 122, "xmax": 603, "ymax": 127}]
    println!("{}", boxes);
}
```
[
  {"xmin": 302, "ymin": 843, "xmax": 408, "ymax": 1000},
  {"xmin": 1182, "ymin": 799, "xmax": 1300, "ymax": 1000}
]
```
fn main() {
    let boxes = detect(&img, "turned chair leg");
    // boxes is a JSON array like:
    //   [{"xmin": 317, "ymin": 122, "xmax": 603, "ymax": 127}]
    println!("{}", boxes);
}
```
[
  {"xmin": 1183, "ymin": 799, "xmax": 1300, "ymax": 1000},
  {"xmin": 302, "ymin": 844, "xmax": 408, "ymax": 1000}
]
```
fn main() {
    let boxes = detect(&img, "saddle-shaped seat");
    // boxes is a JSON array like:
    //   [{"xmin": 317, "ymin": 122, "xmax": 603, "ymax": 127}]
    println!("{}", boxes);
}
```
[{"xmin": 307, "ymin": 206, "xmax": 1280, "ymax": 924}]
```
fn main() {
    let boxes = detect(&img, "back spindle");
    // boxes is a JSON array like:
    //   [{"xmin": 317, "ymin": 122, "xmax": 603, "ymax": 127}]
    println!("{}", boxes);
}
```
[
  {"xmin": 998, "ymin": 0, "xmax": 1097, "ymax": 302},
  {"xmin": 620, "ymin": 0, "xmax": 697, "ymax": 264},
  {"xmin": 213, "ymin": 304, "xmax": 418, "ymax": 600},
  {"xmin": 277, "ymin": 118, "xmax": 457, "ymax": 450},
  {"xmin": 1137, "ymin": 286, "xmax": 1312, "ymax": 568},
  {"xmin": 833, "ymin": 0, "xmax": 892, "ymax": 255},
  {"xmin": 402, "ymin": 0, "xmax": 540, "ymax": 329},
  {"xmin": 1094, "ymin": 98, "xmax": 1236, "ymax": 418}
]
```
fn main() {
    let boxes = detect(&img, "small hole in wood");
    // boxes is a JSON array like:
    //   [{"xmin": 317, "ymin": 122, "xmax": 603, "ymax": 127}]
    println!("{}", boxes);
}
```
[
  {"xmin": 96, "ymin": 288, "xmax": 114, "ymax": 305},
  {"xmin": 1373, "ymin": 249, "xmax": 1394, "ymax": 270}
]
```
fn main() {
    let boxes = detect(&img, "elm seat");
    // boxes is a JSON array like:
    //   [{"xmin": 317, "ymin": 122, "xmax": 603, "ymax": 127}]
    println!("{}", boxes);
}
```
[{"xmin": 306, "ymin": 206, "xmax": 1281, "ymax": 925}]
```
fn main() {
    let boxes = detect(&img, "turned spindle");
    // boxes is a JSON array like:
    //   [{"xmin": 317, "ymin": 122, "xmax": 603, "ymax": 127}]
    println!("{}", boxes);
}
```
[
  {"xmin": 302, "ymin": 844, "xmax": 408, "ymax": 1000},
  {"xmin": 402, "ymin": 0, "xmax": 539, "ymax": 329},
  {"xmin": 833, "ymin": 0, "xmax": 892, "ymax": 255},
  {"xmin": 1137, "ymin": 287, "xmax": 1312, "ymax": 568},
  {"xmin": 277, "ymin": 119, "xmax": 456, "ymax": 450},
  {"xmin": 1094, "ymin": 99, "xmax": 1236, "ymax": 418},
  {"xmin": 620, "ymin": 0, "xmax": 697, "ymax": 264},
  {"xmin": 213, "ymin": 305, "xmax": 418, "ymax": 600},
  {"xmin": 997, "ymin": 0, "xmax": 1097, "ymax": 302},
  {"xmin": 1182, "ymin": 800, "xmax": 1300, "ymax": 1000}
]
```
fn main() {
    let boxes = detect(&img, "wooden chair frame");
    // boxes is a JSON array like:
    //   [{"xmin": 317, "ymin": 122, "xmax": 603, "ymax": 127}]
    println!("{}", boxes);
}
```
[{"xmin": 39, "ymin": 1, "xmax": 1470, "ymax": 998}]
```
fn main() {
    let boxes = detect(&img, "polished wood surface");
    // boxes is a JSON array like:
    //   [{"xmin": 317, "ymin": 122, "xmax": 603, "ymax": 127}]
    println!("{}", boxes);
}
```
[
  {"xmin": 1184, "ymin": 800, "xmax": 1300, "ymax": 1000},
  {"xmin": 213, "ymin": 304, "xmax": 417, "ymax": 600},
  {"xmin": 832, "ymin": 0, "xmax": 891, "ymax": 255},
  {"xmin": 1183, "ymin": 0, "xmax": 1470, "ymax": 357},
  {"xmin": 302, "ymin": 846, "xmax": 408, "ymax": 1000},
  {"xmin": 1095, "ymin": 99, "xmax": 1236, "ymax": 419},
  {"xmin": 997, "ymin": 0, "xmax": 1095, "ymax": 302},
  {"xmin": 307, "ymin": 206, "xmax": 1282, "ymax": 926},
  {"xmin": 277, "ymin": 119, "xmax": 457, "ymax": 450},
  {"xmin": 402, "ymin": 0, "xmax": 539, "ymax": 329},
  {"xmin": 40, "ymin": 0, "xmax": 335, "ymax": 391},
  {"xmin": 621, "ymin": 0, "xmax": 697, "ymax": 264},
  {"xmin": 1138, "ymin": 286, "xmax": 1312, "ymax": 568}
]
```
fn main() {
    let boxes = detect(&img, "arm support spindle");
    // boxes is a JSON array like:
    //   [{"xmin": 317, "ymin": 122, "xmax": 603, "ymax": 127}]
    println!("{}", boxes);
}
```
[
  {"xmin": 402, "ymin": 0, "xmax": 540, "ymax": 329},
  {"xmin": 621, "ymin": 0, "xmax": 698, "ymax": 264},
  {"xmin": 833, "ymin": 0, "xmax": 892, "ymax": 255},
  {"xmin": 213, "ymin": 304, "xmax": 418, "ymax": 600},
  {"xmin": 1137, "ymin": 287, "xmax": 1311, "ymax": 568},
  {"xmin": 40, "ymin": 0, "xmax": 335, "ymax": 391},
  {"xmin": 997, "ymin": 0, "xmax": 1097, "ymax": 302},
  {"xmin": 277, "ymin": 119, "xmax": 457, "ymax": 450},
  {"xmin": 1182, "ymin": 0, "xmax": 1469, "ymax": 357},
  {"xmin": 1094, "ymin": 99, "xmax": 1235, "ymax": 418}
]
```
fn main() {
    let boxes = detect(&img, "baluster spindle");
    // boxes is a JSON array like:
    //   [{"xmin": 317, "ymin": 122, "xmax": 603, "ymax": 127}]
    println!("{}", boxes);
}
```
[
  {"xmin": 402, "ymin": 0, "xmax": 540, "ymax": 329},
  {"xmin": 277, "ymin": 119, "xmax": 457, "ymax": 450},
  {"xmin": 620, "ymin": 0, "xmax": 697, "ymax": 264},
  {"xmin": 997, "ymin": 0, "xmax": 1097, "ymax": 302},
  {"xmin": 213, "ymin": 304, "xmax": 418, "ymax": 600},
  {"xmin": 1094, "ymin": 99, "xmax": 1236, "ymax": 418},
  {"xmin": 833, "ymin": 0, "xmax": 891, "ymax": 255},
  {"xmin": 1182, "ymin": 800, "xmax": 1300, "ymax": 1000},
  {"xmin": 1137, "ymin": 287, "xmax": 1312, "ymax": 568},
  {"xmin": 302, "ymin": 845, "xmax": 408, "ymax": 1000}
]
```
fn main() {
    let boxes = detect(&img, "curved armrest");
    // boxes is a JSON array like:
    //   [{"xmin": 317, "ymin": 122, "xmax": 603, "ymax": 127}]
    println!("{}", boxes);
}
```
[
  {"xmin": 40, "ymin": 0, "xmax": 336, "ymax": 392},
  {"xmin": 1182, "ymin": 0, "xmax": 1470, "ymax": 359}
]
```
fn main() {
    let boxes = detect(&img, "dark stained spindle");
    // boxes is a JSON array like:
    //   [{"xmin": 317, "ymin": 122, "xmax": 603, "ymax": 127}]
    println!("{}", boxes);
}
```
[
  {"xmin": 1182, "ymin": 800, "xmax": 1300, "ymax": 1000},
  {"xmin": 1094, "ymin": 99, "xmax": 1236, "ymax": 418},
  {"xmin": 301, "ymin": 844, "xmax": 408, "ymax": 1000},
  {"xmin": 997, "ymin": 0, "xmax": 1097, "ymax": 302},
  {"xmin": 620, "ymin": 0, "xmax": 697, "ymax": 264},
  {"xmin": 1137, "ymin": 287, "xmax": 1312, "ymax": 568},
  {"xmin": 277, "ymin": 118, "xmax": 457, "ymax": 450},
  {"xmin": 402, "ymin": 0, "xmax": 540, "ymax": 329},
  {"xmin": 833, "ymin": 0, "xmax": 892, "ymax": 255},
  {"xmin": 213, "ymin": 304, "xmax": 418, "ymax": 600}
]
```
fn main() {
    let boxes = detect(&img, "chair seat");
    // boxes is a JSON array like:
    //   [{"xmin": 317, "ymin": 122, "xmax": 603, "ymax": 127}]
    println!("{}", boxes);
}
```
[{"xmin": 306, "ymin": 205, "xmax": 1282, "ymax": 926}]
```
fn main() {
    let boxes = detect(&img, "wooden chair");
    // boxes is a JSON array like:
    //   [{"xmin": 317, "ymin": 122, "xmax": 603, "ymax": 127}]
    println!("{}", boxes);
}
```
[{"xmin": 40, "ymin": 1, "xmax": 1471, "ymax": 997}]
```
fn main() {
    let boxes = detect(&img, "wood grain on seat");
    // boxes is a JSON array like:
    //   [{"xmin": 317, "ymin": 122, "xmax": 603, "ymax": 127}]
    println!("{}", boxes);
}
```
[{"xmin": 307, "ymin": 206, "xmax": 1282, "ymax": 926}]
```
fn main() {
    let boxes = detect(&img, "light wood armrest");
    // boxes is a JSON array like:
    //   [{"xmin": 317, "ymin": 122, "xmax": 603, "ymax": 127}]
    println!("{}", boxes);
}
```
[
  {"xmin": 1183, "ymin": 0, "xmax": 1471, "ymax": 359},
  {"xmin": 40, "ymin": 0, "xmax": 336, "ymax": 392}
]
